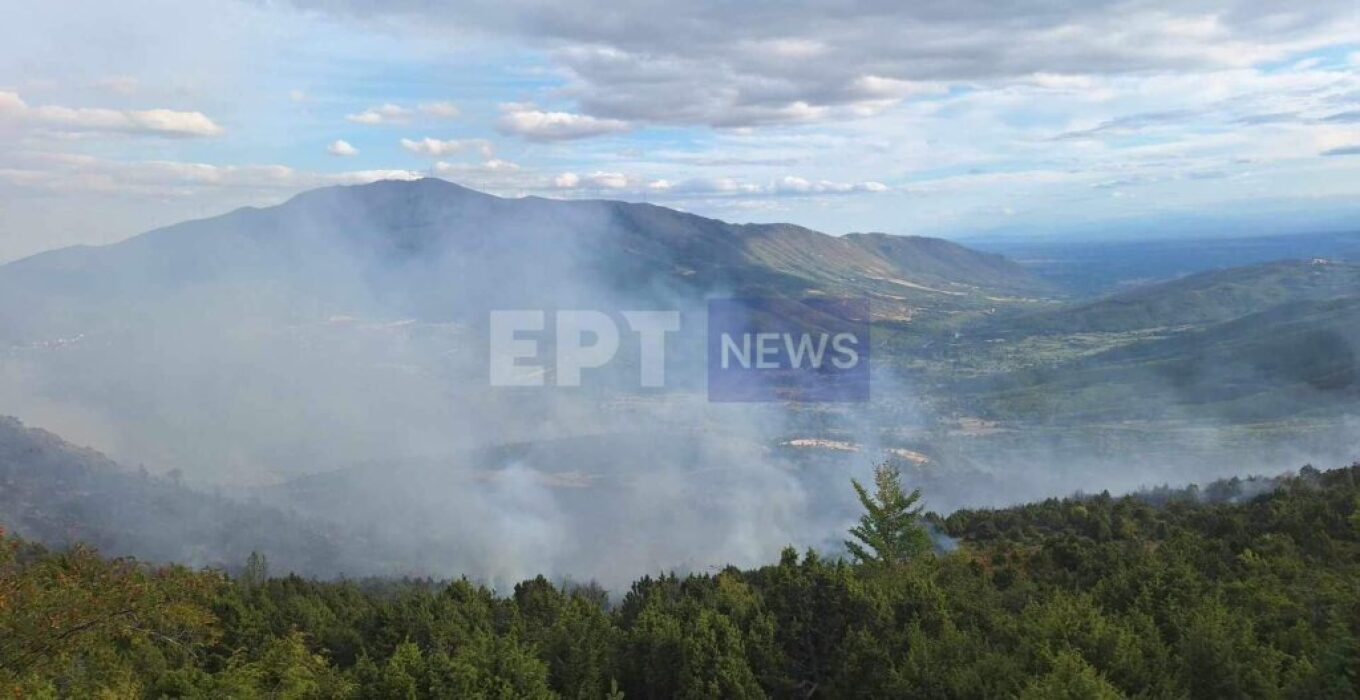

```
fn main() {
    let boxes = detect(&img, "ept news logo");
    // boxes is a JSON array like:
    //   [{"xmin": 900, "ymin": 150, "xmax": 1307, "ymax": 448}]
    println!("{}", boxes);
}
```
[
  {"xmin": 707, "ymin": 297, "xmax": 869, "ymax": 402},
  {"xmin": 487, "ymin": 297, "xmax": 870, "ymax": 402}
]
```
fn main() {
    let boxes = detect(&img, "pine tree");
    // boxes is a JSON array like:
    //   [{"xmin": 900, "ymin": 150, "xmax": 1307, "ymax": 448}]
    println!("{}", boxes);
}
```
[
  {"xmin": 242, "ymin": 551, "xmax": 269, "ymax": 589},
  {"xmin": 845, "ymin": 462, "xmax": 932, "ymax": 565}
]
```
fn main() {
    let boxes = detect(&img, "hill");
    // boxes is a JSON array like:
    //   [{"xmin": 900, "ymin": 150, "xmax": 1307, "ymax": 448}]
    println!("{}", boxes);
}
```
[
  {"xmin": 845, "ymin": 232, "xmax": 1049, "ymax": 297},
  {"xmin": 988, "ymin": 259, "xmax": 1360, "ymax": 336},
  {"xmin": 0, "ymin": 416, "xmax": 350, "ymax": 574},
  {"xmin": 963, "ymin": 296, "xmax": 1360, "ymax": 422}
]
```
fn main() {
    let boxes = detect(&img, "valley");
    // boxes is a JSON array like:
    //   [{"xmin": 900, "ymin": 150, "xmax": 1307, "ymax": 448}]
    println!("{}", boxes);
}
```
[{"xmin": 2, "ymin": 179, "xmax": 1359, "ymax": 584}]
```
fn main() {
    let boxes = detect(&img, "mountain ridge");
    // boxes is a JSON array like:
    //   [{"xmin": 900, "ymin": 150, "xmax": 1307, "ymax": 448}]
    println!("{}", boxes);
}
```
[
  {"xmin": 988, "ymin": 258, "xmax": 1360, "ymax": 336},
  {"xmin": 0, "ymin": 178, "xmax": 1055, "ymax": 344}
]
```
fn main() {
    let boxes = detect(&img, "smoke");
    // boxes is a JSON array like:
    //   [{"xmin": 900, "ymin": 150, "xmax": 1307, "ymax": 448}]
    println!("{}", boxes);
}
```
[
  {"xmin": 926, "ymin": 523, "xmax": 959, "ymax": 554},
  {"xmin": 0, "ymin": 180, "xmax": 886, "ymax": 587},
  {"xmin": 3, "ymin": 178, "xmax": 1358, "ymax": 588}
]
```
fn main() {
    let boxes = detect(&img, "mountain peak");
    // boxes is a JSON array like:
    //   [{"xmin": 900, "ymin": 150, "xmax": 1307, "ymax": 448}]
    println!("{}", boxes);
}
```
[{"xmin": 284, "ymin": 176, "xmax": 495, "ymax": 208}]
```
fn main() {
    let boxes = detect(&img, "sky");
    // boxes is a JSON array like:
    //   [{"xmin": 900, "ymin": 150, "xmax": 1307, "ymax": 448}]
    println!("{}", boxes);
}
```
[{"xmin": 0, "ymin": 0, "xmax": 1357, "ymax": 262}]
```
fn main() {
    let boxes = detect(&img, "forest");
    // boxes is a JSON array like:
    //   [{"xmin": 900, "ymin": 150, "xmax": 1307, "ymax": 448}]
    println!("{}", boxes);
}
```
[{"xmin": 2, "ymin": 463, "xmax": 1357, "ymax": 699}]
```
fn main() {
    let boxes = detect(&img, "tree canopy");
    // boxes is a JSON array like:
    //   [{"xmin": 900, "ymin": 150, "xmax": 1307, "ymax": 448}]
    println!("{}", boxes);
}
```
[{"xmin": 3, "ymin": 464, "xmax": 1358, "ymax": 698}]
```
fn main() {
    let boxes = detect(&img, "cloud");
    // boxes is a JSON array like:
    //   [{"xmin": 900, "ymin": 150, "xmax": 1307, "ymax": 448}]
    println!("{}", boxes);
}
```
[
  {"xmin": 0, "ymin": 91, "xmax": 223, "ymax": 137},
  {"xmin": 347, "ymin": 102, "xmax": 460, "ymax": 125},
  {"xmin": 582, "ymin": 171, "xmax": 629, "ymax": 188},
  {"xmin": 433, "ymin": 159, "xmax": 521, "ymax": 174},
  {"xmin": 418, "ymin": 101, "xmax": 461, "ymax": 119},
  {"xmin": 772, "ymin": 176, "xmax": 888, "ymax": 194},
  {"xmin": 285, "ymin": 0, "xmax": 1360, "ymax": 128},
  {"xmin": 0, "ymin": 152, "xmax": 421, "ymax": 194},
  {"xmin": 399, "ymin": 137, "xmax": 494, "ymax": 158},
  {"xmin": 547, "ymin": 170, "xmax": 891, "ymax": 197},
  {"xmin": 327, "ymin": 139, "xmax": 359, "ymax": 156},
  {"xmin": 552, "ymin": 171, "xmax": 681, "ymax": 191},
  {"xmin": 346, "ymin": 103, "xmax": 412, "ymax": 124},
  {"xmin": 498, "ymin": 103, "xmax": 630, "ymax": 141},
  {"xmin": 1054, "ymin": 109, "xmax": 1201, "ymax": 140},
  {"xmin": 0, "ymin": 154, "xmax": 885, "ymax": 212},
  {"xmin": 1322, "ymin": 145, "xmax": 1360, "ymax": 156},
  {"xmin": 663, "ymin": 177, "xmax": 763, "ymax": 195}
]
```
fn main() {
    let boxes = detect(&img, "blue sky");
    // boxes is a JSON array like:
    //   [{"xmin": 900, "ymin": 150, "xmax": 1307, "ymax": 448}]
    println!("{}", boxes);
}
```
[{"xmin": 0, "ymin": 0, "xmax": 1357, "ymax": 261}]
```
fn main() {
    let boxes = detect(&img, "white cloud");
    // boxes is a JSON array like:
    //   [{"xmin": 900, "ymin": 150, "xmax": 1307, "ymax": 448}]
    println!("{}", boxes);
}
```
[
  {"xmin": 667, "ymin": 177, "xmax": 765, "ymax": 195},
  {"xmin": 584, "ymin": 171, "xmax": 629, "ymax": 188},
  {"xmin": 767, "ymin": 176, "xmax": 891, "ymax": 195},
  {"xmin": 0, "ymin": 91, "xmax": 223, "ymax": 137},
  {"xmin": 327, "ymin": 139, "xmax": 359, "ymax": 156},
  {"xmin": 289, "ymin": 89, "xmax": 307, "ymax": 103},
  {"xmin": 290, "ymin": 0, "xmax": 1360, "ymax": 129},
  {"xmin": 545, "ymin": 170, "xmax": 890, "ymax": 198},
  {"xmin": 432, "ymin": 159, "xmax": 522, "ymax": 175},
  {"xmin": 399, "ymin": 137, "xmax": 494, "ymax": 158},
  {"xmin": 498, "ymin": 103, "xmax": 630, "ymax": 141},
  {"xmin": 0, "ymin": 92, "xmax": 27, "ymax": 113},
  {"xmin": 418, "ymin": 101, "xmax": 461, "ymax": 118},
  {"xmin": 550, "ymin": 171, "xmax": 631, "ymax": 189},
  {"xmin": 0, "ymin": 152, "xmax": 420, "ymax": 194},
  {"xmin": 347, "ymin": 102, "xmax": 460, "ymax": 124},
  {"xmin": 346, "ymin": 103, "xmax": 411, "ymax": 124}
]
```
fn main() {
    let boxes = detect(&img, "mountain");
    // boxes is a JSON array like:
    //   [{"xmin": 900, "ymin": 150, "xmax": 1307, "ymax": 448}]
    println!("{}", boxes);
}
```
[
  {"xmin": 0, "ymin": 416, "xmax": 350, "ymax": 574},
  {"xmin": 5, "ymin": 180, "xmax": 1360, "ymax": 580},
  {"xmin": 0, "ymin": 178, "xmax": 1051, "ymax": 342},
  {"xmin": 0, "ymin": 178, "xmax": 1056, "ymax": 484},
  {"xmin": 844, "ymin": 232, "xmax": 1049, "ymax": 297},
  {"xmin": 991, "ymin": 259, "xmax": 1360, "ymax": 336}
]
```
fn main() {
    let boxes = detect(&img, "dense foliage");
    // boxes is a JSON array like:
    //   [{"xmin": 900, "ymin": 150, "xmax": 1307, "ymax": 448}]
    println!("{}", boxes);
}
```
[{"xmin": 3, "ymin": 464, "xmax": 1358, "ymax": 698}]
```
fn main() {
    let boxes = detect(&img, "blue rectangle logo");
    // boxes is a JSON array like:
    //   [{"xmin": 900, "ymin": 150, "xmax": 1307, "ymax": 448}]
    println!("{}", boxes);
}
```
[{"xmin": 707, "ymin": 297, "xmax": 870, "ymax": 402}]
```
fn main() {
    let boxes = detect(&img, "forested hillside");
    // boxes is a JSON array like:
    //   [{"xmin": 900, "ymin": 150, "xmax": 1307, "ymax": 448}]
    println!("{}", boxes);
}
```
[
  {"xmin": 989, "ymin": 259, "xmax": 1360, "ymax": 336},
  {"xmin": 4, "ymin": 463, "xmax": 1357, "ymax": 698},
  {"xmin": 961, "ymin": 296, "xmax": 1360, "ymax": 422},
  {"xmin": 0, "ymin": 417, "xmax": 354, "ymax": 575}
]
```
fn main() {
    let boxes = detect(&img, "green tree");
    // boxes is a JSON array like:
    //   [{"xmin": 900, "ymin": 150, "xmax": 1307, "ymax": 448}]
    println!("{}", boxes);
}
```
[
  {"xmin": 1019, "ymin": 649, "xmax": 1125, "ymax": 700},
  {"xmin": 379, "ymin": 640, "xmax": 426, "ymax": 700},
  {"xmin": 845, "ymin": 462, "xmax": 932, "ymax": 566},
  {"xmin": 448, "ymin": 632, "xmax": 556, "ymax": 699},
  {"xmin": 207, "ymin": 631, "xmax": 355, "ymax": 699},
  {"xmin": 242, "ymin": 551, "xmax": 269, "ymax": 589},
  {"xmin": 677, "ymin": 609, "xmax": 764, "ymax": 699}
]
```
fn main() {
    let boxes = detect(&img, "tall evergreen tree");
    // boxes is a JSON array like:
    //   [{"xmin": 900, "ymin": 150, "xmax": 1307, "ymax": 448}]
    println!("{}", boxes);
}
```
[
  {"xmin": 242, "ymin": 551, "xmax": 269, "ymax": 589},
  {"xmin": 845, "ymin": 462, "xmax": 932, "ymax": 565}
]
